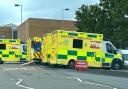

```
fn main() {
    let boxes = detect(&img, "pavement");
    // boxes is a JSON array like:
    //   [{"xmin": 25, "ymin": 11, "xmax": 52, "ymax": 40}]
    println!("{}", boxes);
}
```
[{"xmin": 0, "ymin": 63, "xmax": 128, "ymax": 89}]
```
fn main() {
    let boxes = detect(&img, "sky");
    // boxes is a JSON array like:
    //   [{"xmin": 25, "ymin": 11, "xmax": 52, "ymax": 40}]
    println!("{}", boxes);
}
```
[{"xmin": 0, "ymin": 0, "xmax": 99, "ymax": 26}]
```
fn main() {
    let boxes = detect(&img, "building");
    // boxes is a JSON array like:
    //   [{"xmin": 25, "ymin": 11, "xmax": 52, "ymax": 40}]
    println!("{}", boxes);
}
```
[
  {"xmin": 0, "ymin": 24, "xmax": 18, "ymax": 39},
  {"xmin": 18, "ymin": 18, "xmax": 77, "ymax": 42}
]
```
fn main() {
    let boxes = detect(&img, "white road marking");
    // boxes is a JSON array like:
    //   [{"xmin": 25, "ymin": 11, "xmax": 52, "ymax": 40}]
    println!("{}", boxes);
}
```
[
  {"xmin": 2, "ymin": 67, "xmax": 34, "ymax": 71},
  {"xmin": 16, "ymin": 79, "xmax": 22, "ymax": 85},
  {"xmin": 67, "ymin": 77, "xmax": 82, "ymax": 82},
  {"xmin": 67, "ymin": 77, "xmax": 117, "ymax": 89},
  {"xmin": 16, "ymin": 79, "xmax": 34, "ymax": 89},
  {"xmin": 18, "ymin": 84, "xmax": 34, "ymax": 89},
  {"xmin": 83, "ymin": 81, "xmax": 117, "ymax": 89}
]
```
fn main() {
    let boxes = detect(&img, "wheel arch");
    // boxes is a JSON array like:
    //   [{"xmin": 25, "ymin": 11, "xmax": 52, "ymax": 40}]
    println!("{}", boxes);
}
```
[
  {"xmin": 111, "ymin": 58, "xmax": 123, "ymax": 69},
  {"xmin": 68, "ymin": 59, "xmax": 75, "ymax": 64}
]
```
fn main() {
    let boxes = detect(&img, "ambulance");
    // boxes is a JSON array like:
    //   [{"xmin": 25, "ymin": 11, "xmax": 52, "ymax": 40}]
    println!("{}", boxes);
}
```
[
  {"xmin": 26, "ymin": 37, "xmax": 42, "ymax": 63},
  {"xmin": 42, "ymin": 30, "xmax": 123, "ymax": 70},
  {"xmin": 0, "ymin": 39, "xmax": 21, "ymax": 64},
  {"xmin": 20, "ymin": 43, "xmax": 27, "ymax": 61},
  {"xmin": 41, "ymin": 33, "xmax": 51, "ymax": 65}
]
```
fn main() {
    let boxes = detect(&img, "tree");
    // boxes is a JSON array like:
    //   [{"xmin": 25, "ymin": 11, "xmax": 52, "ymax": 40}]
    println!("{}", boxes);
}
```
[{"xmin": 75, "ymin": 0, "xmax": 128, "ymax": 48}]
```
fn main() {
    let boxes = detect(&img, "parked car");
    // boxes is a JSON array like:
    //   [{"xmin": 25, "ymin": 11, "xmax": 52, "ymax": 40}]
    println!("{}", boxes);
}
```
[{"xmin": 118, "ymin": 49, "xmax": 128, "ymax": 68}]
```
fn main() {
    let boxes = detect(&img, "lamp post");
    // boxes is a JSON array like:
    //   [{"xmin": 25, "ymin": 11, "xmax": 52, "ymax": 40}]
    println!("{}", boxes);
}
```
[
  {"xmin": 15, "ymin": 4, "xmax": 22, "ymax": 40},
  {"xmin": 61, "ymin": 8, "xmax": 69, "ymax": 29},
  {"xmin": 15, "ymin": 4, "xmax": 22, "ymax": 25}
]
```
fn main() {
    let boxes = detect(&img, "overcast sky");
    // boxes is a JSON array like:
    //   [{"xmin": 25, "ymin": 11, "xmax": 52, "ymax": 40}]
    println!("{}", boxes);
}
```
[{"xmin": 0, "ymin": 0, "xmax": 99, "ymax": 26}]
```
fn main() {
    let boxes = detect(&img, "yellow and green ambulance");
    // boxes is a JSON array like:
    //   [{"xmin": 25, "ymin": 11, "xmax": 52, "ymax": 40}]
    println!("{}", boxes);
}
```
[{"xmin": 42, "ymin": 30, "xmax": 123, "ymax": 70}]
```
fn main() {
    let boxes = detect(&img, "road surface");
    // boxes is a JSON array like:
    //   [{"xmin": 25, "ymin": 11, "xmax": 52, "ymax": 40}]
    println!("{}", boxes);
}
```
[{"xmin": 0, "ymin": 63, "xmax": 127, "ymax": 89}]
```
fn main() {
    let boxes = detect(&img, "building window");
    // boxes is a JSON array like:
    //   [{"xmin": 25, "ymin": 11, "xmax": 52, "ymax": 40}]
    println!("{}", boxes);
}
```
[
  {"xmin": 13, "ymin": 31, "xmax": 17, "ymax": 39},
  {"xmin": 1, "ymin": 34, "xmax": 6, "ymax": 39}
]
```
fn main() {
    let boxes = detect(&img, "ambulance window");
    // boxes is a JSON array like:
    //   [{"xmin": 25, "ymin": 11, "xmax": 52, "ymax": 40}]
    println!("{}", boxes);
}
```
[
  {"xmin": 73, "ymin": 39, "xmax": 83, "ymax": 49},
  {"xmin": 23, "ymin": 45, "xmax": 27, "ymax": 52},
  {"xmin": 106, "ymin": 43, "xmax": 117, "ymax": 54},
  {"xmin": 0, "ymin": 44, "xmax": 6, "ymax": 50}
]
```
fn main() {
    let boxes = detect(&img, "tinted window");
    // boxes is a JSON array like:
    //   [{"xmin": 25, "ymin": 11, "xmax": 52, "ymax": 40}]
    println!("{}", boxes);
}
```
[
  {"xmin": 0, "ymin": 44, "xmax": 6, "ymax": 50},
  {"xmin": 73, "ymin": 39, "xmax": 83, "ymax": 49}
]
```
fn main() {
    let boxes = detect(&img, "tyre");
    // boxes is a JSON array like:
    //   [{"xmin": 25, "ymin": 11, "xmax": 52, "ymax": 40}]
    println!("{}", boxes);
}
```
[
  {"xmin": 0, "ymin": 60, "xmax": 3, "ymax": 64},
  {"xmin": 43, "ymin": 63, "xmax": 48, "ymax": 66},
  {"xmin": 68, "ymin": 60, "xmax": 75, "ymax": 69},
  {"xmin": 112, "ymin": 61, "xmax": 122, "ymax": 70}
]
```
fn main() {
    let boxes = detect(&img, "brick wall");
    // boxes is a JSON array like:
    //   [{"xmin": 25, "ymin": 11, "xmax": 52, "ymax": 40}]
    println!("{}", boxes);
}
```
[
  {"xmin": 18, "ymin": 20, "xmax": 29, "ymax": 42},
  {"xmin": 0, "ymin": 27, "xmax": 12, "ymax": 39},
  {"xmin": 18, "ymin": 18, "xmax": 77, "ymax": 42}
]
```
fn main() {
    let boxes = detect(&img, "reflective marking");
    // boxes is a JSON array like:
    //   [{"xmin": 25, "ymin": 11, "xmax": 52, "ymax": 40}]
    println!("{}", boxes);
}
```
[{"xmin": 67, "ymin": 77, "xmax": 82, "ymax": 82}]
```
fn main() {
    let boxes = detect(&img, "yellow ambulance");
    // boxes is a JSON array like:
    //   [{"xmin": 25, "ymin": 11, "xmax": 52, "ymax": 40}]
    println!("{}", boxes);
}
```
[
  {"xmin": 26, "ymin": 37, "xmax": 42, "ymax": 63},
  {"xmin": 41, "ymin": 33, "xmax": 51, "ymax": 65},
  {"xmin": 0, "ymin": 39, "xmax": 21, "ymax": 64},
  {"xmin": 42, "ymin": 30, "xmax": 123, "ymax": 70}
]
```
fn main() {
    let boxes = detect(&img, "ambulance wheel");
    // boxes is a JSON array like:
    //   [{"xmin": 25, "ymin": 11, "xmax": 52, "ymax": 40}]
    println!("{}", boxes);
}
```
[
  {"xmin": 43, "ymin": 63, "xmax": 48, "ymax": 66},
  {"xmin": 68, "ymin": 60, "xmax": 75, "ymax": 69},
  {"xmin": 112, "ymin": 60, "xmax": 122, "ymax": 70}
]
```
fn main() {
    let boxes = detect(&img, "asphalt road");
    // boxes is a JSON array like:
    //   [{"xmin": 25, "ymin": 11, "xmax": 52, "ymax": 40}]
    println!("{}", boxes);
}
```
[{"xmin": 0, "ymin": 63, "xmax": 128, "ymax": 89}]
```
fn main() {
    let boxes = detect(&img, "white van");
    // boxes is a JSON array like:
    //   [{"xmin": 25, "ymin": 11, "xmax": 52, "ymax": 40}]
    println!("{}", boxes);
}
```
[{"xmin": 118, "ymin": 49, "xmax": 128, "ymax": 67}]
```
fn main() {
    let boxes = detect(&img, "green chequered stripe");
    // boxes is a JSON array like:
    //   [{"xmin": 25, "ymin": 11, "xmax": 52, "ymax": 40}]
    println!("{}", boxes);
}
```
[
  {"xmin": 105, "ymin": 53, "xmax": 114, "ymax": 58},
  {"xmin": 87, "ymin": 34, "xmax": 97, "ymax": 38},
  {"xmin": 9, "ymin": 40, "xmax": 16, "ymax": 42},
  {"xmin": 22, "ymin": 52, "xmax": 27, "ymax": 55},
  {"xmin": 87, "ymin": 52, "xmax": 94, "ymax": 57},
  {"xmin": 9, "ymin": 51, "xmax": 14, "ymax": 55},
  {"xmin": 68, "ymin": 50, "xmax": 77, "ymax": 55},
  {"xmin": 21, "ymin": 52, "xmax": 27, "ymax": 58},
  {"xmin": 0, "ymin": 51, "xmax": 2, "ymax": 54},
  {"xmin": 102, "ymin": 58, "xmax": 105, "ymax": 62},
  {"xmin": 0, "ymin": 39, "xmax": 18, "ymax": 42},
  {"xmin": 2, "ymin": 54, "xmax": 9, "ymax": 57},
  {"xmin": 68, "ymin": 33, "xmax": 78, "ymax": 36},
  {"xmin": 77, "ymin": 56, "xmax": 86, "ymax": 60},
  {"xmin": 96, "ymin": 57, "xmax": 101, "ymax": 61},
  {"xmin": 48, "ymin": 54, "xmax": 51, "ymax": 58},
  {"xmin": 15, "ymin": 55, "xmax": 20, "ymax": 58},
  {"xmin": 0, "ymin": 51, "xmax": 19, "ymax": 58},
  {"xmin": 57, "ymin": 54, "xmax": 67, "ymax": 59},
  {"xmin": 57, "ymin": 50, "xmax": 101, "ymax": 62}
]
